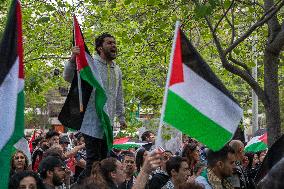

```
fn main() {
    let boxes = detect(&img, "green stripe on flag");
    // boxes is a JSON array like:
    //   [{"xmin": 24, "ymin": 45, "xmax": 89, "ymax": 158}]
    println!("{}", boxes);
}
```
[
  {"xmin": 80, "ymin": 66, "xmax": 113, "ymax": 150},
  {"xmin": 0, "ymin": 91, "xmax": 24, "ymax": 188},
  {"xmin": 164, "ymin": 90, "xmax": 232, "ymax": 151},
  {"xmin": 245, "ymin": 142, "xmax": 268, "ymax": 153}
]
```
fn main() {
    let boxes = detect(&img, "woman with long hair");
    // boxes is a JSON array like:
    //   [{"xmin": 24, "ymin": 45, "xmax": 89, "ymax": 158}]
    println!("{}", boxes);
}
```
[
  {"xmin": 10, "ymin": 150, "xmax": 29, "ymax": 176},
  {"xmin": 182, "ymin": 142, "xmax": 200, "ymax": 175}
]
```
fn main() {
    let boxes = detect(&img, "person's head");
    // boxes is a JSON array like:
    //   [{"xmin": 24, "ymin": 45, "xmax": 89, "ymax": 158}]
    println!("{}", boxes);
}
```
[
  {"xmin": 258, "ymin": 150, "xmax": 267, "ymax": 163},
  {"xmin": 43, "ymin": 144, "xmax": 65, "ymax": 160},
  {"xmin": 95, "ymin": 33, "xmax": 117, "ymax": 61},
  {"xmin": 207, "ymin": 145, "xmax": 236, "ymax": 179},
  {"xmin": 257, "ymin": 157, "xmax": 284, "ymax": 189},
  {"xmin": 182, "ymin": 142, "xmax": 200, "ymax": 166},
  {"xmin": 161, "ymin": 150, "xmax": 173, "ymax": 170},
  {"xmin": 59, "ymin": 135, "xmax": 70, "ymax": 151},
  {"xmin": 122, "ymin": 152, "xmax": 136, "ymax": 176},
  {"xmin": 9, "ymin": 170, "xmax": 45, "ymax": 189},
  {"xmin": 135, "ymin": 148, "xmax": 148, "ymax": 172},
  {"xmin": 141, "ymin": 131, "xmax": 155, "ymax": 143},
  {"xmin": 38, "ymin": 156, "xmax": 66, "ymax": 186},
  {"xmin": 166, "ymin": 156, "xmax": 190, "ymax": 185},
  {"xmin": 91, "ymin": 157, "xmax": 125, "ymax": 187},
  {"xmin": 39, "ymin": 139, "xmax": 49, "ymax": 151},
  {"xmin": 77, "ymin": 133, "xmax": 85, "ymax": 145},
  {"xmin": 245, "ymin": 152, "xmax": 259, "ymax": 169},
  {"xmin": 45, "ymin": 130, "xmax": 60, "ymax": 147},
  {"xmin": 11, "ymin": 151, "xmax": 29, "ymax": 172},
  {"xmin": 229, "ymin": 140, "xmax": 245, "ymax": 161}
]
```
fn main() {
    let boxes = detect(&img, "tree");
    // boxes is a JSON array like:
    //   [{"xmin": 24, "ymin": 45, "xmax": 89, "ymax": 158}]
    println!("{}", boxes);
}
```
[{"xmin": 191, "ymin": 0, "xmax": 284, "ymax": 146}]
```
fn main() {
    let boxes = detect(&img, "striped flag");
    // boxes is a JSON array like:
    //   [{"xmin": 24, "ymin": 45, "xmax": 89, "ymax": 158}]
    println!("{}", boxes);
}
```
[
  {"xmin": 58, "ymin": 16, "xmax": 113, "ymax": 150},
  {"xmin": 0, "ymin": 0, "xmax": 24, "ymax": 187},
  {"xmin": 161, "ymin": 22, "xmax": 243, "ymax": 151}
]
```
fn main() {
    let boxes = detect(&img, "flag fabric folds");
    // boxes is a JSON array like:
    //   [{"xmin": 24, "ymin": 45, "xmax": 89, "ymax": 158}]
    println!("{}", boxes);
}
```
[
  {"xmin": 161, "ymin": 22, "xmax": 243, "ymax": 151},
  {"xmin": 245, "ymin": 133, "xmax": 268, "ymax": 153},
  {"xmin": 58, "ymin": 16, "xmax": 113, "ymax": 150},
  {"xmin": 0, "ymin": 0, "xmax": 24, "ymax": 187}
]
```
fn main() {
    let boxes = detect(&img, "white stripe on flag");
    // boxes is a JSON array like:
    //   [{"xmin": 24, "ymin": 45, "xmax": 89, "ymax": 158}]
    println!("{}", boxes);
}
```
[
  {"xmin": 0, "ymin": 58, "xmax": 19, "ymax": 150},
  {"xmin": 169, "ymin": 65, "xmax": 243, "ymax": 134}
]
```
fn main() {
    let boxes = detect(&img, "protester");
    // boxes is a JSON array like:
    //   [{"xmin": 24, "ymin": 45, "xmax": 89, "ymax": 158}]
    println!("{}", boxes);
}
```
[
  {"xmin": 74, "ymin": 133, "xmax": 87, "ymax": 181},
  {"xmin": 45, "ymin": 130, "xmax": 60, "ymax": 148},
  {"xmin": 257, "ymin": 157, "xmax": 284, "ymax": 189},
  {"xmin": 90, "ymin": 157, "xmax": 126, "ymax": 189},
  {"xmin": 229, "ymin": 140, "xmax": 255, "ymax": 189},
  {"xmin": 179, "ymin": 182, "xmax": 204, "ymax": 189},
  {"xmin": 164, "ymin": 156, "xmax": 191, "ymax": 188},
  {"xmin": 132, "ymin": 149, "xmax": 163, "ymax": 189},
  {"xmin": 64, "ymin": 33, "xmax": 127, "ymax": 180},
  {"xmin": 10, "ymin": 150, "xmax": 29, "ymax": 176},
  {"xmin": 141, "ymin": 131, "xmax": 155, "ymax": 151},
  {"xmin": 193, "ymin": 162, "xmax": 209, "ymax": 189},
  {"xmin": 196, "ymin": 145, "xmax": 235, "ymax": 189},
  {"xmin": 119, "ymin": 151, "xmax": 136, "ymax": 189},
  {"xmin": 32, "ymin": 138, "xmax": 48, "ymax": 171},
  {"xmin": 244, "ymin": 152, "xmax": 260, "ymax": 179},
  {"xmin": 135, "ymin": 147, "xmax": 148, "ymax": 173},
  {"xmin": 38, "ymin": 156, "xmax": 66, "ymax": 189},
  {"xmin": 182, "ymin": 142, "xmax": 200, "ymax": 175},
  {"xmin": 146, "ymin": 150, "xmax": 172, "ymax": 189},
  {"xmin": 9, "ymin": 170, "xmax": 45, "ymax": 189}
]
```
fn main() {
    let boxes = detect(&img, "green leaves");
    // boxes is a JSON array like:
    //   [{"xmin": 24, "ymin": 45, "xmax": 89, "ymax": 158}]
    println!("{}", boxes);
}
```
[{"xmin": 37, "ymin": 16, "xmax": 50, "ymax": 23}]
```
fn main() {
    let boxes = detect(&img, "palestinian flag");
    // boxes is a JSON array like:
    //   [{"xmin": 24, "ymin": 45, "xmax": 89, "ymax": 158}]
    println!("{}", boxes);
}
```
[
  {"xmin": 0, "ymin": 0, "xmax": 24, "ymax": 187},
  {"xmin": 58, "ymin": 16, "xmax": 112, "ymax": 150},
  {"xmin": 113, "ymin": 137, "xmax": 146, "ymax": 150},
  {"xmin": 245, "ymin": 133, "xmax": 268, "ymax": 153},
  {"xmin": 161, "ymin": 22, "xmax": 243, "ymax": 151}
]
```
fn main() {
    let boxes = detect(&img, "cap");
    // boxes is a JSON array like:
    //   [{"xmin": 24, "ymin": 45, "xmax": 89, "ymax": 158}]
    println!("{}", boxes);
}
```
[
  {"xmin": 38, "ymin": 156, "xmax": 65, "ymax": 174},
  {"xmin": 59, "ymin": 135, "xmax": 70, "ymax": 144}
]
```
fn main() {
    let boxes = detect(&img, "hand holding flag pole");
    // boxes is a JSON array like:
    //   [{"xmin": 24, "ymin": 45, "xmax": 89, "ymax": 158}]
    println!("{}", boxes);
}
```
[{"xmin": 73, "ymin": 16, "xmax": 83, "ymax": 113}]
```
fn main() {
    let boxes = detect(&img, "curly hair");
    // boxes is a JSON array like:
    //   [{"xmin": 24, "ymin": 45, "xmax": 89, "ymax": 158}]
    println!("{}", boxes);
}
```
[
  {"xmin": 95, "ymin": 33, "xmax": 114, "ymax": 55},
  {"xmin": 9, "ymin": 170, "xmax": 45, "ymax": 189},
  {"xmin": 11, "ymin": 150, "xmax": 29, "ymax": 172}
]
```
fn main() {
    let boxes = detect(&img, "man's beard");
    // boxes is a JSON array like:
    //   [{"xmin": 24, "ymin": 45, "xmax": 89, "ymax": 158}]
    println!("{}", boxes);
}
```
[
  {"xmin": 103, "ymin": 48, "xmax": 117, "ymax": 61},
  {"xmin": 52, "ymin": 173, "xmax": 63, "ymax": 186}
]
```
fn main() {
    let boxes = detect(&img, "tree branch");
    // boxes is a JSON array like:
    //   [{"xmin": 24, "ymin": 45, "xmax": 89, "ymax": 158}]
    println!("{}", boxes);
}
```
[
  {"xmin": 225, "ymin": 0, "xmax": 284, "ymax": 55},
  {"xmin": 213, "ymin": 0, "xmax": 235, "ymax": 33},
  {"xmin": 265, "ymin": 0, "xmax": 282, "ymax": 42},
  {"xmin": 228, "ymin": 54, "xmax": 251, "ymax": 75},
  {"xmin": 25, "ymin": 55, "xmax": 69, "ymax": 63},
  {"xmin": 204, "ymin": 16, "xmax": 268, "ymax": 107}
]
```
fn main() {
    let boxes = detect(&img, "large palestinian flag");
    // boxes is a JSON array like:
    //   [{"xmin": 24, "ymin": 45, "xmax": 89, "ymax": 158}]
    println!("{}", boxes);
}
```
[
  {"xmin": 58, "ymin": 16, "xmax": 113, "ymax": 150},
  {"xmin": 162, "ymin": 22, "xmax": 243, "ymax": 151},
  {"xmin": 0, "ymin": 0, "xmax": 24, "ymax": 187}
]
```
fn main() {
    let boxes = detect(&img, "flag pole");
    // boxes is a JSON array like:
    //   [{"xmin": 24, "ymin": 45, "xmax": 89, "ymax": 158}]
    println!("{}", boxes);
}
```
[
  {"xmin": 73, "ymin": 16, "xmax": 83, "ymax": 112},
  {"xmin": 156, "ymin": 21, "xmax": 180, "ymax": 148}
]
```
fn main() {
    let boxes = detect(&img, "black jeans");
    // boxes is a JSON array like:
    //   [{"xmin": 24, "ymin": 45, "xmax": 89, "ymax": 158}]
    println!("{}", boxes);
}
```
[{"xmin": 78, "ymin": 134, "xmax": 108, "ymax": 181}]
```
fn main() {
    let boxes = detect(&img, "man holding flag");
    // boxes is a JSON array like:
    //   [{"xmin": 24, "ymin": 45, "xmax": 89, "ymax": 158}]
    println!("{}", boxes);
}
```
[{"xmin": 61, "ymin": 27, "xmax": 127, "ymax": 180}]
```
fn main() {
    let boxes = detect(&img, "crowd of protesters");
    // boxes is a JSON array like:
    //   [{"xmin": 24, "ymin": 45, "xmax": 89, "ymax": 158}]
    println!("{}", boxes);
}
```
[{"xmin": 8, "ymin": 129, "xmax": 284, "ymax": 189}]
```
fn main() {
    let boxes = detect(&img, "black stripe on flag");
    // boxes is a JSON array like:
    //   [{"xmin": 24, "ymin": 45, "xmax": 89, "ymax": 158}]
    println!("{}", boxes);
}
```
[
  {"xmin": 180, "ymin": 29, "xmax": 239, "ymax": 105},
  {"xmin": 58, "ymin": 19, "xmax": 93, "ymax": 130},
  {"xmin": 0, "ymin": 0, "xmax": 17, "ymax": 86}
]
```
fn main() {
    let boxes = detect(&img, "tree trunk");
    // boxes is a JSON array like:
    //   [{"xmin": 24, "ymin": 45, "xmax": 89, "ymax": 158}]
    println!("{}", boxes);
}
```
[{"xmin": 264, "ymin": 49, "xmax": 281, "ymax": 147}]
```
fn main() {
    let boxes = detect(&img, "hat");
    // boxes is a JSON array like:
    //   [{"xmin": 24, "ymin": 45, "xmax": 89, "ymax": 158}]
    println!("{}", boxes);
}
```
[
  {"xmin": 59, "ymin": 135, "xmax": 70, "ymax": 144},
  {"xmin": 38, "ymin": 156, "xmax": 65, "ymax": 174}
]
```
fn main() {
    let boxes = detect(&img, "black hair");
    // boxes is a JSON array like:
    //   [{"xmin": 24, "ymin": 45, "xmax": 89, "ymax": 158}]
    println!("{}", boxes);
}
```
[
  {"xmin": 121, "ymin": 151, "xmax": 135, "ymax": 162},
  {"xmin": 9, "ymin": 170, "xmax": 45, "ymax": 189},
  {"xmin": 182, "ymin": 143, "xmax": 198, "ymax": 157},
  {"xmin": 166, "ymin": 156, "xmax": 188, "ymax": 177},
  {"xmin": 95, "ymin": 33, "xmax": 115, "ymax": 55},
  {"xmin": 45, "ymin": 130, "xmax": 59, "ymax": 140},
  {"xmin": 136, "ymin": 148, "xmax": 146, "ymax": 172},
  {"xmin": 141, "ymin": 131, "xmax": 154, "ymax": 141},
  {"xmin": 207, "ymin": 145, "xmax": 235, "ymax": 167}
]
